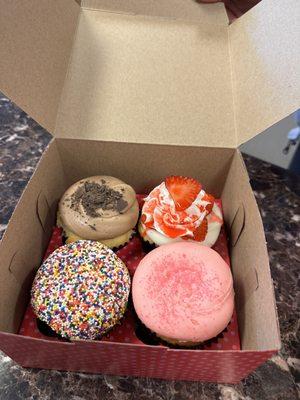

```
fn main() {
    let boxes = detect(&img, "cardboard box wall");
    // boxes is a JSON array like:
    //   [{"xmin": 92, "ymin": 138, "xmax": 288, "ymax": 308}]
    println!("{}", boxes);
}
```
[{"xmin": 0, "ymin": 0, "xmax": 299, "ymax": 382}]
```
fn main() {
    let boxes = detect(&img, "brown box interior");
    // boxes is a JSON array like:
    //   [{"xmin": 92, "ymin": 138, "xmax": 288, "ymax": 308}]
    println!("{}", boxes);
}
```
[
  {"xmin": 1, "ymin": 0, "xmax": 299, "ymax": 361},
  {"xmin": 0, "ymin": 139, "xmax": 280, "ymax": 352}
]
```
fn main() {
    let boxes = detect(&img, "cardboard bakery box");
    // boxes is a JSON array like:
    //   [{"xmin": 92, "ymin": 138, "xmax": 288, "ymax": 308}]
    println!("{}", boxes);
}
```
[{"xmin": 0, "ymin": 0, "xmax": 299, "ymax": 383}]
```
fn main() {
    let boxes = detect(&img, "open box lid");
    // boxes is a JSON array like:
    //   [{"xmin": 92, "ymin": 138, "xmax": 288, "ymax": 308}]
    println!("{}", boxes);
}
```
[{"xmin": 0, "ymin": 0, "xmax": 299, "ymax": 148}]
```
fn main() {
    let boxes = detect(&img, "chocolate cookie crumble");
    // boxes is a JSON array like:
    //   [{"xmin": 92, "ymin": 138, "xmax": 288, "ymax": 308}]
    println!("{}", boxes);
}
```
[{"xmin": 70, "ymin": 181, "xmax": 128, "ymax": 218}]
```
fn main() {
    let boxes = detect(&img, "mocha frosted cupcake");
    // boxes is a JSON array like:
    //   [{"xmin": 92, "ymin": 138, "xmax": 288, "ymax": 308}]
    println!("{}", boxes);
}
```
[{"xmin": 58, "ymin": 176, "xmax": 139, "ymax": 249}]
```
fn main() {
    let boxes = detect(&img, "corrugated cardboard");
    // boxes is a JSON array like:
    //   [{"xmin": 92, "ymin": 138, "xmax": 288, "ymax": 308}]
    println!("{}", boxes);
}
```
[
  {"xmin": 55, "ymin": 9, "xmax": 234, "ymax": 147},
  {"xmin": 0, "ymin": 0, "xmax": 299, "ymax": 147},
  {"xmin": 222, "ymin": 151, "xmax": 279, "ymax": 350},
  {"xmin": 0, "ymin": 140, "xmax": 279, "ymax": 382},
  {"xmin": 80, "ymin": 0, "xmax": 227, "ymax": 23},
  {"xmin": 0, "ymin": 142, "xmax": 65, "ymax": 333},
  {"xmin": 0, "ymin": 0, "xmax": 79, "ymax": 133},
  {"xmin": 0, "ymin": 0, "xmax": 297, "ymax": 382},
  {"xmin": 229, "ymin": 0, "xmax": 300, "ymax": 146}
]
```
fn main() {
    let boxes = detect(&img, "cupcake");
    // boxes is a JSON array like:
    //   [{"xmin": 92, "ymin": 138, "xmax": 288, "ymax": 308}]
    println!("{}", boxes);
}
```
[
  {"xmin": 31, "ymin": 240, "xmax": 131, "ymax": 340},
  {"xmin": 58, "ymin": 176, "xmax": 139, "ymax": 249},
  {"xmin": 132, "ymin": 242, "xmax": 234, "ymax": 346},
  {"xmin": 139, "ymin": 176, "xmax": 223, "ymax": 248}
]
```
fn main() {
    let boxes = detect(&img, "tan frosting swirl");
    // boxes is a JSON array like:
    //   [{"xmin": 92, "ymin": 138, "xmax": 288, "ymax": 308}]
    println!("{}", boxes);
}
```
[{"xmin": 59, "ymin": 176, "xmax": 139, "ymax": 240}]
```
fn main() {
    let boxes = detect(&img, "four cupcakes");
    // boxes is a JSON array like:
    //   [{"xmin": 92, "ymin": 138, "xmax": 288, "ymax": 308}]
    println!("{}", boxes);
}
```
[{"xmin": 31, "ymin": 174, "xmax": 233, "ymax": 345}]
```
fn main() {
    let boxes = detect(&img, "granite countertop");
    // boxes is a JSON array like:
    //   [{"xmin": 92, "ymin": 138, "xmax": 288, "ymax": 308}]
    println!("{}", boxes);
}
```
[{"xmin": 0, "ymin": 92, "xmax": 299, "ymax": 400}]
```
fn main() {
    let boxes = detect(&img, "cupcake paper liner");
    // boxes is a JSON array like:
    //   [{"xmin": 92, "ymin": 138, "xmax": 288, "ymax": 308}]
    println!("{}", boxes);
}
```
[{"xmin": 132, "ymin": 306, "xmax": 233, "ymax": 350}]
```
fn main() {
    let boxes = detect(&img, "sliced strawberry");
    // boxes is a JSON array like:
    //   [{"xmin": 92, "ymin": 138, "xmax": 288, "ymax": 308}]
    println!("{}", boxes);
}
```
[
  {"xmin": 202, "ymin": 192, "xmax": 215, "ymax": 214},
  {"xmin": 194, "ymin": 218, "xmax": 208, "ymax": 242},
  {"xmin": 153, "ymin": 208, "xmax": 187, "ymax": 238},
  {"xmin": 165, "ymin": 176, "xmax": 201, "ymax": 211},
  {"xmin": 141, "ymin": 213, "xmax": 153, "ymax": 229}
]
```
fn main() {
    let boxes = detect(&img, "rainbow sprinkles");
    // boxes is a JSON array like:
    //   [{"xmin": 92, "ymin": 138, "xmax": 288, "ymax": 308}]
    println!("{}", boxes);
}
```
[{"xmin": 31, "ymin": 240, "xmax": 130, "ymax": 340}]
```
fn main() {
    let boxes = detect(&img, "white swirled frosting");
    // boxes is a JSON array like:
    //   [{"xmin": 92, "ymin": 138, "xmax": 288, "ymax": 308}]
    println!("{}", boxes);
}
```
[{"xmin": 139, "ymin": 182, "xmax": 223, "ymax": 247}]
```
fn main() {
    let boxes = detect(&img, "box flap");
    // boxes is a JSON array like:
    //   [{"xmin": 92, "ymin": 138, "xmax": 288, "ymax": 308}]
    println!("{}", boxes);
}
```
[
  {"xmin": 222, "ymin": 151, "xmax": 281, "ymax": 351},
  {"xmin": 80, "ymin": 0, "xmax": 225, "ymax": 24},
  {"xmin": 0, "ymin": 0, "xmax": 80, "ymax": 133},
  {"xmin": 54, "ymin": 5, "xmax": 236, "ymax": 147},
  {"xmin": 1, "ymin": 1, "xmax": 298, "ymax": 147},
  {"xmin": 229, "ymin": 0, "xmax": 300, "ymax": 146}
]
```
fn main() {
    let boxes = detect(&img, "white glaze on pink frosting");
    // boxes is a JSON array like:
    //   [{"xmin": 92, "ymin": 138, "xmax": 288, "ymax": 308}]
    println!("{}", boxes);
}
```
[{"xmin": 132, "ymin": 242, "xmax": 234, "ymax": 342}]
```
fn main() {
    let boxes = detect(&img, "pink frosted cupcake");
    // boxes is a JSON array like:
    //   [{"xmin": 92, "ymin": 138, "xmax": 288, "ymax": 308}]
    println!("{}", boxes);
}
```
[
  {"xmin": 139, "ymin": 176, "xmax": 223, "ymax": 248},
  {"xmin": 132, "ymin": 242, "xmax": 234, "ymax": 346}
]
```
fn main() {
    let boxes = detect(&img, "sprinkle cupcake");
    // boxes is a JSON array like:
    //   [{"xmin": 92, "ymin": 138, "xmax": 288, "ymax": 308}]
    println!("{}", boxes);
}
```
[
  {"xmin": 31, "ymin": 240, "xmax": 131, "ymax": 340},
  {"xmin": 139, "ymin": 176, "xmax": 223, "ymax": 248},
  {"xmin": 58, "ymin": 176, "xmax": 139, "ymax": 249}
]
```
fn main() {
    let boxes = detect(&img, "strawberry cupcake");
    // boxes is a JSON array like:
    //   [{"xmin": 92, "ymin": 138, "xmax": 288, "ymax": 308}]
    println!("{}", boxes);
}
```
[
  {"xmin": 132, "ymin": 242, "xmax": 234, "ymax": 346},
  {"xmin": 139, "ymin": 176, "xmax": 223, "ymax": 248}
]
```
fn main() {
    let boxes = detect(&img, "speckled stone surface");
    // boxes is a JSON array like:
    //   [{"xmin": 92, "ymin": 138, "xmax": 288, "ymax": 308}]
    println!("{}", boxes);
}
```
[{"xmin": 0, "ymin": 92, "xmax": 299, "ymax": 399}]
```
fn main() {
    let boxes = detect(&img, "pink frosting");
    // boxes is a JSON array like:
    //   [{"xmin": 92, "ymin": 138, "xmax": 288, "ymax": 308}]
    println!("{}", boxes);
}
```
[{"xmin": 132, "ymin": 242, "xmax": 234, "ymax": 342}]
